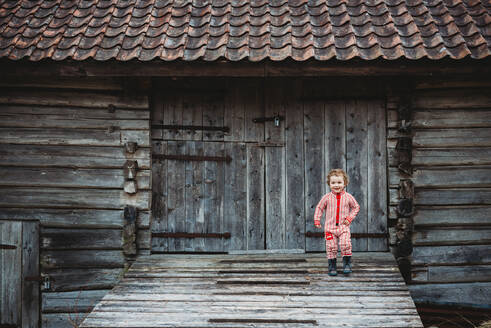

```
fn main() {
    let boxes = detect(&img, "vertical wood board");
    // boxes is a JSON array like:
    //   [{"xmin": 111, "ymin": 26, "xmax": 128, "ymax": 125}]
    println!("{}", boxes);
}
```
[
  {"xmin": 264, "ymin": 82, "xmax": 286, "ymax": 249},
  {"xmin": 304, "ymin": 101, "xmax": 325, "ymax": 252},
  {"xmin": 203, "ymin": 96, "xmax": 225, "ymax": 141},
  {"xmin": 367, "ymin": 101, "xmax": 388, "ymax": 251},
  {"xmin": 22, "ymin": 221, "xmax": 40, "ymax": 328},
  {"xmin": 224, "ymin": 143, "xmax": 247, "ymax": 251},
  {"xmin": 181, "ymin": 96, "xmax": 203, "ymax": 141},
  {"xmin": 346, "ymin": 100, "xmax": 369, "ymax": 251},
  {"xmin": 151, "ymin": 90, "xmax": 164, "ymax": 140},
  {"xmin": 151, "ymin": 141, "xmax": 168, "ymax": 252},
  {"xmin": 325, "ymin": 101, "xmax": 347, "ymax": 172},
  {"xmin": 0, "ymin": 221, "xmax": 22, "ymax": 326},
  {"xmin": 224, "ymin": 86, "xmax": 245, "ymax": 142},
  {"xmin": 285, "ymin": 91, "xmax": 305, "ymax": 250},
  {"xmin": 203, "ymin": 142, "xmax": 225, "ymax": 252},
  {"xmin": 244, "ymin": 86, "xmax": 264, "ymax": 143},
  {"xmin": 184, "ymin": 141, "xmax": 196, "ymax": 251},
  {"xmin": 162, "ymin": 93, "xmax": 183, "ymax": 140},
  {"xmin": 246, "ymin": 145, "xmax": 265, "ymax": 250}
]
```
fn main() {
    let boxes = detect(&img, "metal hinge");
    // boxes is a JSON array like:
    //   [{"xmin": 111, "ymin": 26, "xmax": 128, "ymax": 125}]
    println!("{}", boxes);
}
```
[
  {"xmin": 153, "ymin": 154, "xmax": 232, "ymax": 163},
  {"xmin": 305, "ymin": 232, "xmax": 388, "ymax": 238},
  {"xmin": 0, "ymin": 244, "xmax": 16, "ymax": 249},
  {"xmin": 151, "ymin": 123, "xmax": 230, "ymax": 133},
  {"xmin": 252, "ymin": 115, "xmax": 284, "ymax": 126},
  {"xmin": 152, "ymin": 232, "xmax": 231, "ymax": 239}
]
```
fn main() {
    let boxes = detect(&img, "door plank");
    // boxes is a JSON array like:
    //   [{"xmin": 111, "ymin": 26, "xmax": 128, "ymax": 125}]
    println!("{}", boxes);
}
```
[
  {"xmin": 151, "ymin": 91, "xmax": 164, "ymax": 140},
  {"xmin": 162, "ymin": 93, "xmax": 183, "ymax": 140},
  {"xmin": 182, "ymin": 96, "xmax": 203, "ymax": 141},
  {"xmin": 203, "ymin": 96, "xmax": 225, "ymax": 142},
  {"xmin": 367, "ymin": 101, "xmax": 388, "ymax": 251},
  {"xmin": 192, "ymin": 141, "xmax": 205, "ymax": 252},
  {"xmin": 285, "ymin": 93, "xmax": 305, "ymax": 250},
  {"xmin": 22, "ymin": 221, "xmax": 40, "ymax": 328},
  {"xmin": 151, "ymin": 140, "xmax": 168, "ymax": 252},
  {"xmin": 224, "ymin": 143, "xmax": 247, "ymax": 251},
  {"xmin": 304, "ymin": 101, "xmax": 325, "ymax": 252},
  {"xmin": 184, "ymin": 141, "xmax": 196, "ymax": 251},
  {"xmin": 247, "ymin": 145, "xmax": 265, "ymax": 250},
  {"xmin": 203, "ymin": 142, "xmax": 225, "ymax": 252},
  {"xmin": 224, "ymin": 86, "xmax": 245, "ymax": 142},
  {"xmin": 346, "ymin": 100, "xmax": 369, "ymax": 251},
  {"xmin": 0, "ymin": 221, "xmax": 22, "ymax": 326},
  {"xmin": 166, "ymin": 141, "xmax": 186, "ymax": 251},
  {"xmin": 325, "ymin": 101, "xmax": 347, "ymax": 171},
  {"xmin": 244, "ymin": 86, "xmax": 264, "ymax": 143},
  {"xmin": 265, "ymin": 146, "xmax": 286, "ymax": 249},
  {"xmin": 265, "ymin": 82, "xmax": 286, "ymax": 249}
]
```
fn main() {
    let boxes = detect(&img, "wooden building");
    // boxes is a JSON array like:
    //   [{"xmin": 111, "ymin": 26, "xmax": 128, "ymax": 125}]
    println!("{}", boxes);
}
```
[{"xmin": 1, "ymin": 0, "xmax": 491, "ymax": 326}]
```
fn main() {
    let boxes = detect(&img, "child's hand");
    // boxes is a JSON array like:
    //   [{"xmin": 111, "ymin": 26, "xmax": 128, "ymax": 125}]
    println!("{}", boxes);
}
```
[
  {"xmin": 315, "ymin": 223, "xmax": 322, "ymax": 229},
  {"xmin": 343, "ymin": 219, "xmax": 350, "ymax": 226}
]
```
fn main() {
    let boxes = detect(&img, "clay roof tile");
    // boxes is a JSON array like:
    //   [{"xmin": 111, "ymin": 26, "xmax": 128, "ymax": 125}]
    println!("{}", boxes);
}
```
[{"xmin": 0, "ymin": 0, "xmax": 489, "ymax": 61}]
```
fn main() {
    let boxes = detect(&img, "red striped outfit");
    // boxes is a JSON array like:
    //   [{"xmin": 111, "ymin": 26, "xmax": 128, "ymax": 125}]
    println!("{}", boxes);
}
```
[{"xmin": 314, "ymin": 190, "xmax": 360, "ymax": 259}]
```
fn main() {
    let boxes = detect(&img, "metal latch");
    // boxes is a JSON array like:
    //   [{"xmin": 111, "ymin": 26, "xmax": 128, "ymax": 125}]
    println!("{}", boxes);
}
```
[
  {"xmin": 25, "ymin": 275, "xmax": 51, "ymax": 290},
  {"xmin": 252, "ymin": 115, "xmax": 284, "ymax": 127}
]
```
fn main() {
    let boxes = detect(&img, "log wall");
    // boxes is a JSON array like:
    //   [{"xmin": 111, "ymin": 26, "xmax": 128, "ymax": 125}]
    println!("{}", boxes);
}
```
[
  {"xmin": 387, "ymin": 79, "xmax": 491, "ymax": 308},
  {"xmin": 0, "ymin": 77, "xmax": 151, "ymax": 328}
]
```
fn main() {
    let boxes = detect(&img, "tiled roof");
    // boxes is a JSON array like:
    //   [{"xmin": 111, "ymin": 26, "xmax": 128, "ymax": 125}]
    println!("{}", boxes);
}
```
[{"xmin": 0, "ymin": 0, "xmax": 490, "ymax": 62}]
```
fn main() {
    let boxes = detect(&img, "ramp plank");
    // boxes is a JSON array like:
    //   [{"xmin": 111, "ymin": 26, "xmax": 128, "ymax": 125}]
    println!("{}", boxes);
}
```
[{"xmin": 80, "ymin": 253, "xmax": 423, "ymax": 328}]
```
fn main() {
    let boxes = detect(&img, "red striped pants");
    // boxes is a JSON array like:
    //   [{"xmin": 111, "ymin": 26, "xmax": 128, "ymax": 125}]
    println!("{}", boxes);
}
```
[{"xmin": 325, "ymin": 225, "xmax": 352, "ymax": 259}]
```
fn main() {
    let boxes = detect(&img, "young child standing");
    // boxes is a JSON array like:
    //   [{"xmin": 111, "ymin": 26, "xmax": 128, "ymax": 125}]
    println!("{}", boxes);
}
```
[{"xmin": 314, "ymin": 169, "xmax": 360, "ymax": 276}]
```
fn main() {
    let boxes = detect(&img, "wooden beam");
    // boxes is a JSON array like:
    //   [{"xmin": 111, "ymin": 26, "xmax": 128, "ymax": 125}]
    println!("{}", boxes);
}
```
[{"xmin": 1, "ymin": 58, "xmax": 491, "ymax": 77}]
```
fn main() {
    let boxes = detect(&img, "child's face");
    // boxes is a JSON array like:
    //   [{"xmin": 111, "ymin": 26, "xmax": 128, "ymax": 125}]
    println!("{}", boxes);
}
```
[{"xmin": 329, "ymin": 175, "xmax": 345, "ymax": 193}]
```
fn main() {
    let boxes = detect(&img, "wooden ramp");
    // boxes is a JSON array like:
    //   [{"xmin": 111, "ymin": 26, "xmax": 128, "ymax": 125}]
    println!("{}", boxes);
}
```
[{"xmin": 81, "ymin": 252, "xmax": 423, "ymax": 328}]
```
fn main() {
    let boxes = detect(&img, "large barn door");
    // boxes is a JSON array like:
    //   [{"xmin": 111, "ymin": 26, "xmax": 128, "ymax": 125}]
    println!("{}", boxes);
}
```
[
  {"xmin": 150, "ymin": 80, "xmax": 387, "ymax": 253},
  {"xmin": 0, "ymin": 220, "xmax": 40, "ymax": 328}
]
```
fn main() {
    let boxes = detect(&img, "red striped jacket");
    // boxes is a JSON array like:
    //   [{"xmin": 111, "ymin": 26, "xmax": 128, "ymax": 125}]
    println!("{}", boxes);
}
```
[{"xmin": 314, "ymin": 190, "xmax": 360, "ymax": 230}]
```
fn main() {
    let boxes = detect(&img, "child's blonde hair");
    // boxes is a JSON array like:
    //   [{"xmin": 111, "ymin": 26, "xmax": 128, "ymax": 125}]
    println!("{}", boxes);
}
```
[{"xmin": 327, "ymin": 169, "xmax": 349, "ymax": 186}]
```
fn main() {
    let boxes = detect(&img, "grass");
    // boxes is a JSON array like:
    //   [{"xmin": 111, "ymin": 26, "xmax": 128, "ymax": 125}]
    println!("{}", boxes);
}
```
[{"xmin": 416, "ymin": 303, "xmax": 491, "ymax": 328}]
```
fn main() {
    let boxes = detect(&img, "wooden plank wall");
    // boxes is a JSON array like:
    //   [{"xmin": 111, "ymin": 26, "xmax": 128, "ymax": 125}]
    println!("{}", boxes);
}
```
[
  {"xmin": 0, "ymin": 77, "xmax": 151, "ymax": 328},
  {"xmin": 387, "ymin": 79, "xmax": 491, "ymax": 307}
]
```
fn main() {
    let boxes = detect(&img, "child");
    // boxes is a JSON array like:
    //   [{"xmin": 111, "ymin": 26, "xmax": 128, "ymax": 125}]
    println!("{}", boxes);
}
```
[{"xmin": 314, "ymin": 169, "xmax": 360, "ymax": 276}]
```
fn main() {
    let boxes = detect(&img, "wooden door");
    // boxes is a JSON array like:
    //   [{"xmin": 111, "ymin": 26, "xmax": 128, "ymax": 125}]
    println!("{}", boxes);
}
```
[
  {"xmin": 151, "ymin": 81, "xmax": 264, "ymax": 253},
  {"xmin": 0, "ymin": 220, "xmax": 40, "ymax": 328},
  {"xmin": 151, "ymin": 80, "xmax": 388, "ymax": 253},
  {"xmin": 304, "ymin": 100, "xmax": 388, "ymax": 252}
]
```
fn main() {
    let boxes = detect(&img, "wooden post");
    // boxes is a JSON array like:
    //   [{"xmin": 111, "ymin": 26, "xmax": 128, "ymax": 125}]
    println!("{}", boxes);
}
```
[
  {"xmin": 123, "ymin": 206, "xmax": 137, "ymax": 256},
  {"xmin": 393, "ymin": 95, "xmax": 415, "ymax": 283}
]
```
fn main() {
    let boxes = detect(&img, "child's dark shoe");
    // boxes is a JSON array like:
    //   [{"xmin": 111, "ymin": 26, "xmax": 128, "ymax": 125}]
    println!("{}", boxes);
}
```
[
  {"xmin": 342, "ymin": 256, "xmax": 352, "ymax": 274},
  {"xmin": 328, "ymin": 258, "xmax": 337, "ymax": 276}
]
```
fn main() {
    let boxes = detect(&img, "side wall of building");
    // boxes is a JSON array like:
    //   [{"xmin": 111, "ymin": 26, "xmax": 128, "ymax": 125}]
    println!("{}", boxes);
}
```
[
  {"xmin": 0, "ymin": 77, "xmax": 151, "ymax": 327},
  {"xmin": 387, "ymin": 78, "xmax": 491, "ymax": 308}
]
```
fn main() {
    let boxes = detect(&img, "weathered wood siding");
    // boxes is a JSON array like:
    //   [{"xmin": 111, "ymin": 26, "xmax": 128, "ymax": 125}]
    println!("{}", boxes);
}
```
[
  {"xmin": 151, "ymin": 78, "xmax": 388, "ymax": 253},
  {"xmin": 387, "ymin": 80, "xmax": 491, "ymax": 308},
  {"xmin": 0, "ymin": 77, "xmax": 151, "ymax": 328}
]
